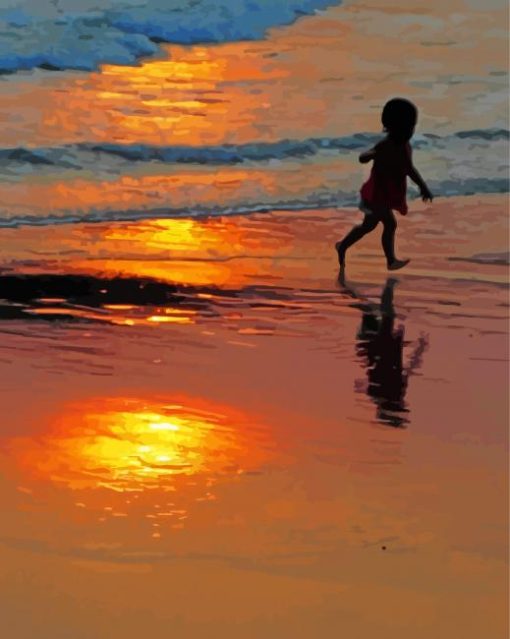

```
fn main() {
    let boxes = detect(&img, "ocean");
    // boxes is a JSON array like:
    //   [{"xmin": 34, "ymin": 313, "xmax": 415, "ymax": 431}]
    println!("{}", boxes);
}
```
[{"xmin": 0, "ymin": 0, "xmax": 508, "ymax": 228}]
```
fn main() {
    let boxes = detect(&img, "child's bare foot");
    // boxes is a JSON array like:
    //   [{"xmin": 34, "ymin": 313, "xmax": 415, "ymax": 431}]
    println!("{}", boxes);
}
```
[
  {"xmin": 335, "ymin": 241, "xmax": 346, "ymax": 267},
  {"xmin": 388, "ymin": 258, "xmax": 410, "ymax": 271}
]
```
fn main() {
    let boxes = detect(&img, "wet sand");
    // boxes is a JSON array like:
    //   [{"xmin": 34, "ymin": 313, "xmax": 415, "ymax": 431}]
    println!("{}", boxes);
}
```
[{"xmin": 0, "ymin": 194, "xmax": 508, "ymax": 638}]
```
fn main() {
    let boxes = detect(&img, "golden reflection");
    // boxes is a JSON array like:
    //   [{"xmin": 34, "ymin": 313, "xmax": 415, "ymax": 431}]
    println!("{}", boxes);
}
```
[
  {"xmin": 10, "ymin": 397, "xmax": 270, "ymax": 494},
  {"xmin": 146, "ymin": 310, "xmax": 195, "ymax": 324},
  {"xmin": 31, "ymin": 44, "xmax": 288, "ymax": 147},
  {"xmin": 26, "ymin": 305, "xmax": 197, "ymax": 326},
  {"xmin": 101, "ymin": 216, "xmax": 255, "ymax": 257},
  {"xmin": 31, "ymin": 214, "xmax": 293, "ymax": 289}
]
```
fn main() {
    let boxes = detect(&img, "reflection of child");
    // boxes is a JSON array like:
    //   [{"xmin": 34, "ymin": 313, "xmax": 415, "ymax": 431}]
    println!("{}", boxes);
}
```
[
  {"xmin": 344, "ymin": 277, "xmax": 429, "ymax": 428},
  {"xmin": 336, "ymin": 98, "xmax": 433, "ymax": 270}
]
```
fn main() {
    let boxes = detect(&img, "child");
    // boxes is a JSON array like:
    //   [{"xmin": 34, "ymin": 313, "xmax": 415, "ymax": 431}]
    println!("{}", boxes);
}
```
[{"xmin": 336, "ymin": 98, "xmax": 433, "ymax": 270}]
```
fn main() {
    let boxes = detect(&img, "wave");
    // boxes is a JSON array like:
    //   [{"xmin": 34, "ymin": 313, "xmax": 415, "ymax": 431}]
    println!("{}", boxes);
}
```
[
  {"xmin": 0, "ymin": 128, "xmax": 507, "ymax": 169},
  {"xmin": 0, "ymin": 176, "xmax": 508, "ymax": 229},
  {"xmin": 0, "ymin": 147, "xmax": 56, "ymax": 165},
  {"xmin": 0, "ymin": 136, "xmax": 377, "ymax": 170},
  {"xmin": 0, "ymin": 0, "xmax": 336, "ymax": 73},
  {"xmin": 452, "ymin": 129, "xmax": 509, "ymax": 140},
  {"xmin": 421, "ymin": 129, "xmax": 509, "ymax": 142}
]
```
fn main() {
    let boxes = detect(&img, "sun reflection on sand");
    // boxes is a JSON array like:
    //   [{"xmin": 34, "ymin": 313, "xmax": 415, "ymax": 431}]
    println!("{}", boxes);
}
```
[
  {"xmin": 11, "ymin": 397, "xmax": 269, "ymax": 492},
  {"xmin": 27, "ymin": 215, "xmax": 294, "ymax": 289},
  {"xmin": 7, "ymin": 397, "xmax": 273, "ymax": 535},
  {"xmin": 25, "ymin": 304, "xmax": 198, "ymax": 326}
]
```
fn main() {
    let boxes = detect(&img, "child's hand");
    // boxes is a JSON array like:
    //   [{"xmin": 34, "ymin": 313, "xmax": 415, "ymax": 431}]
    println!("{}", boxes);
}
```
[{"xmin": 420, "ymin": 185, "xmax": 433, "ymax": 202}]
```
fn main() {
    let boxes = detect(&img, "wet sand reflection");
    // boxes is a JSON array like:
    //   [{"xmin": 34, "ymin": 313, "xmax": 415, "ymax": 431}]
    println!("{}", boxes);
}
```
[{"xmin": 339, "ymin": 274, "xmax": 429, "ymax": 427}]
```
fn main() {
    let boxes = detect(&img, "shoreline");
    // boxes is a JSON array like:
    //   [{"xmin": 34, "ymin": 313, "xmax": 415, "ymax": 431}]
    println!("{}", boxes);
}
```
[
  {"xmin": 0, "ymin": 185, "xmax": 508, "ymax": 231},
  {"xmin": 0, "ymin": 194, "xmax": 507, "ymax": 290}
]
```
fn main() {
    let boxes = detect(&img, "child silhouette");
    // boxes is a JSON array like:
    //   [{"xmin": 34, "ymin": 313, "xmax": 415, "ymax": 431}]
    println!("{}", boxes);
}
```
[{"xmin": 336, "ymin": 98, "xmax": 433, "ymax": 271}]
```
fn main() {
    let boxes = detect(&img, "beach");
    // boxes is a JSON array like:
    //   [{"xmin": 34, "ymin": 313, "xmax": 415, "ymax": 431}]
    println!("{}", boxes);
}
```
[
  {"xmin": 0, "ymin": 195, "xmax": 508, "ymax": 637},
  {"xmin": 0, "ymin": 0, "xmax": 508, "ymax": 636}
]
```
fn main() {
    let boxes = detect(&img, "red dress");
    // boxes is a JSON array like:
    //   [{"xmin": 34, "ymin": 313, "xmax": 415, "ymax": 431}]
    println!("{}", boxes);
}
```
[{"xmin": 360, "ymin": 141, "xmax": 411, "ymax": 215}]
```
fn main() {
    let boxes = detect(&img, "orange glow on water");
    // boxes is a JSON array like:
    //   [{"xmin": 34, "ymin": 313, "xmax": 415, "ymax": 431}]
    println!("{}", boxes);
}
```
[
  {"xmin": 146, "ymin": 310, "xmax": 194, "ymax": 324},
  {"xmin": 24, "ymin": 44, "xmax": 288, "ymax": 147},
  {"xmin": 0, "ymin": 167, "xmax": 281, "ymax": 219}
]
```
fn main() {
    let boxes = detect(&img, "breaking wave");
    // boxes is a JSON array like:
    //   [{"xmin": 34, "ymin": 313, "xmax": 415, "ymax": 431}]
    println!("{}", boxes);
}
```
[
  {"xmin": 0, "ymin": 0, "xmax": 337, "ymax": 73},
  {"xmin": 0, "ymin": 128, "xmax": 507, "ymax": 168}
]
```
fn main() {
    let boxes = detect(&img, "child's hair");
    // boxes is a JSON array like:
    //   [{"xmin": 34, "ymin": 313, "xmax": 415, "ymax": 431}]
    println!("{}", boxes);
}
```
[{"xmin": 382, "ymin": 98, "xmax": 418, "ymax": 139}]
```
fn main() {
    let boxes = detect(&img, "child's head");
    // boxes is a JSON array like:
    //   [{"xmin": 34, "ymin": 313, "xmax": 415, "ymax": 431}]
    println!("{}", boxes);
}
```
[{"xmin": 382, "ymin": 98, "xmax": 418, "ymax": 142}]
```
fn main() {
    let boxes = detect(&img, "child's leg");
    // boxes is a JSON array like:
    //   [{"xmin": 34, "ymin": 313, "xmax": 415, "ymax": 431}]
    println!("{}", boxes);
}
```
[
  {"xmin": 379, "ymin": 209, "xmax": 397, "ymax": 265},
  {"xmin": 380, "ymin": 209, "xmax": 409, "ymax": 270},
  {"xmin": 336, "ymin": 214, "xmax": 379, "ymax": 265}
]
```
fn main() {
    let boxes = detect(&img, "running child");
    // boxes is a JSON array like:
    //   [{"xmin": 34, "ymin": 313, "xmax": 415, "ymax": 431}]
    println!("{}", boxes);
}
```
[{"xmin": 336, "ymin": 98, "xmax": 433, "ymax": 271}]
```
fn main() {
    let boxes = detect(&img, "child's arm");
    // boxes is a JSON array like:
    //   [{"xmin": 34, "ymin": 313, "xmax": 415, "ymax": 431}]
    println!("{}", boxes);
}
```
[
  {"xmin": 359, "ymin": 147, "xmax": 376, "ymax": 164},
  {"xmin": 406, "ymin": 145, "xmax": 433, "ymax": 201},
  {"xmin": 408, "ymin": 165, "xmax": 433, "ymax": 202}
]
